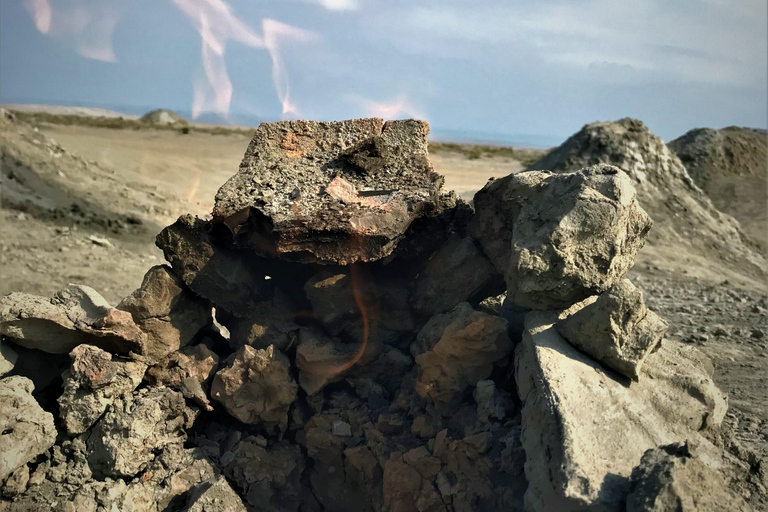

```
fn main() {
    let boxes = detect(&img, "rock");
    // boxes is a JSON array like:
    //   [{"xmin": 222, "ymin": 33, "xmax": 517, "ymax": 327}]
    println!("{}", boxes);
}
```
[
  {"xmin": 213, "ymin": 118, "xmax": 446, "ymax": 265},
  {"xmin": 473, "ymin": 379, "xmax": 512, "ymax": 424},
  {"xmin": 155, "ymin": 214, "xmax": 269, "ymax": 317},
  {"xmin": 295, "ymin": 328, "xmax": 356, "ymax": 396},
  {"xmin": 222, "ymin": 288, "xmax": 299, "ymax": 352},
  {"xmin": 2, "ymin": 464, "xmax": 29, "ymax": 498},
  {"xmin": 146, "ymin": 343, "xmax": 219, "ymax": 411},
  {"xmin": 221, "ymin": 437, "xmax": 304, "ymax": 512},
  {"xmin": 556, "ymin": 279, "xmax": 668, "ymax": 380},
  {"xmin": 0, "ymin": 376, "xmax": 56, "ymax": 483},
  {"xmin": 411, "ymin": 236, "xmax": 501, "ymax": 317},
  {"xmin": 470, "ymin": 164, "xmax": 652, "ymax": 309},
  {"xmin": 515, "ymin": 311, "xmax": 729, "ymax": 512},
  {"xmin": 182, "ymin": 476, "xmax": 247, "ymax": 512},
  {"xmin": 625, "ymin": 442, "xmax": 750, "ymax": 512},
  {"xmin": 211, "ymin": 345, "xmax": 297, "ymax": 430},
  {"xmin": 477, "ymin": 293, "xmax": 506, "ymax": 316},
  {"xmin": 87, "ymin": 387, "xmax": 189, "ymax": 479},
  {"xmin": 58, "ymin": 344, "xmax": 147, "ymax": 435},
  {"xmin": 118, "ymin": 265, "xmax": 212, "ymax": 361},
  {"xmin": 0, "ymin": 284, "xmax": 146, "ymax": 354},
  {"xmin": 0, "ymin": 338, "xmax": 18, "ymax": 376},
  {"xmin": 413, "ymin": 303, "xmax": 511, "ymax": 413}
]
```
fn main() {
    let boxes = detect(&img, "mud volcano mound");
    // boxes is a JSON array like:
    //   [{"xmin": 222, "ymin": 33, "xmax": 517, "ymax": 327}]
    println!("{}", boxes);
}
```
[
  {"xmin": 528, "ymin": 118, "xmax": 766, "ymax": 285},
  {"xmin": 0, "ymin": 118, "xmax": 763, "ymax": 512},
  {"xmin": 668, "ymin": 126, "xmax": 768, "ymax": 249}
]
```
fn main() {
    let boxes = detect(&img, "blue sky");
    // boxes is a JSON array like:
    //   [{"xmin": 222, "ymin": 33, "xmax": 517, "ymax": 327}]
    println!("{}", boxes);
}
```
[{"xmin": 1, "ymin": 0, "xmax": 766, "ymax": 144}]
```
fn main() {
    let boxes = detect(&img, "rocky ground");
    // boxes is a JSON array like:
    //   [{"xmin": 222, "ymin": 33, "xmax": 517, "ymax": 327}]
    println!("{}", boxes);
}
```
[{"xmin": 0, "ymin": 109, "xmax": 766, "ymax": 512}]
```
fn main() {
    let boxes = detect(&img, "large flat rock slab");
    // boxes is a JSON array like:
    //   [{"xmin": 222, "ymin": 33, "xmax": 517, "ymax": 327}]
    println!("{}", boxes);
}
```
[
  {"xmin": 515, "ymin": 311, "xmax": 728, "ymax": 512},
  {"xmin": 212, "ymin": 118, "xmax": 447, "ymax": 265}
]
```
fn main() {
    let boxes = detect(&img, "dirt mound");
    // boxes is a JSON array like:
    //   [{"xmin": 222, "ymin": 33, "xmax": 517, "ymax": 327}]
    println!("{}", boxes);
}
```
[
  {"xmin": 668, "ymin": 127, "xmax": 767, "ymax": 249},
  {"xmin": 528, "ymin": 118, "xmax": 766, "ymax": 290},
  {"xmin": 140, "ymin": 109, "xmax": 188, "ymax": 126}
]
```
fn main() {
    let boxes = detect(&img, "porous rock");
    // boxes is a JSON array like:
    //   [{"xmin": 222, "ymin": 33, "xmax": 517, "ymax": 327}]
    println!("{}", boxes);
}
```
[
  {"xmin": 0, "ymin": 284, "xmax": 146, "ymax": 354},
  {"xmin": 211, "ymin": 345, "xmax": 297, "ymax": 430},
  {"xmin": 222, "ymin": 437, "xmax": 304, "ymax": 512},
  {"xmin": 182, "ymin": 475, "xmax": 248, "ymax": 512},
  {"xmin": 515, "ymin": 311, "xmax": 729, "ymax": 512},
  {"xmin": 155, "ymin": 214, "xmax": 268, "ymax": 317},
  {"xmin": 411, "ymin": 235, "xmax": 501, "ymax": 317},
  {"xmin": 145, "ymin": 343, "xmax": 219, "ymax": 411},
  {"xmin": 625, "ymin": 442, "xmax": 750, "ymax": 512},
  {"xmin": 470, "ymin": 164, "xmax": 652, "ymax": 309},
  {"xmin": 118, "ymin": 265, "xmax": 212, "ymax": 361},
  {"xmin": 58, "ymin": 344, "xmax": 147, "ymax": 435},
  {"xmin": 556, "ymin": 278, "xmax": 668, "ymax": 380},
  {"xmin": 413, "ymin": 303, "xmax": 511, "ymax": 413},
  {"xmin": 213, "ymin": 118, "xmax": 446, "ymax": 265},
  {"xmin": 0, "ymin": 376, "xmax": 57, "ymax": 483},
  {"xmin": 87, "ymin": 387, "xmax": 189, "ymax": 479}
]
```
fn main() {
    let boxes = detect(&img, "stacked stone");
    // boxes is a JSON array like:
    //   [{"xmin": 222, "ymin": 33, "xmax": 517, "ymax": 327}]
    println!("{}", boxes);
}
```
[{"xmin": 0, "ymin": 119, "xmax": 751, "ymax": 512}]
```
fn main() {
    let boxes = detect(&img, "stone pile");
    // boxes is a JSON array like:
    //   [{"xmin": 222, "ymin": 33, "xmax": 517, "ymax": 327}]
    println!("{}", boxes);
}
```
[{"xmin": 0, "ymin": 118, "xmax": 758, "ymax": 512}]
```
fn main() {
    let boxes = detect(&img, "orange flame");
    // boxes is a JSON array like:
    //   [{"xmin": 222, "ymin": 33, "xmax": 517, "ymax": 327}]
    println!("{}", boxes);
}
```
[
  {"xmin": 25, "ymin": 0, "xmax": 51, "ymax": 33},
  {"xmin": 362, "ymin": 96, "xmax": 426, "ymax": 120},
  {"xmin": 171, "ymin": 0, "xmax": 315, "ymax": 119}
]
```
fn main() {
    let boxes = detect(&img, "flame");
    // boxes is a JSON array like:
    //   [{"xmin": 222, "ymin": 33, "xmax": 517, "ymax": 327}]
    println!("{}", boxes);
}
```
[
  {"xmin": 356, "ymin": 96, "xmax": 426, "ymax": 120},
  {"xmin": 171, "ymin": 0, "xmax": 315, "ymax": 119},
  {"xmin": 185, "ymin": 170, "xmax": 202, "ymax": 203},
  {"xmin": 24, "ymin": 0, "xmax": 120, "ymax": 63}
]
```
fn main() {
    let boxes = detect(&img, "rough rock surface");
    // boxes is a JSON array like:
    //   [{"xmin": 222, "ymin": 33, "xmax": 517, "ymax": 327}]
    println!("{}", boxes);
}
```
[
  {"xmin": 625, "ymin": 442, "xmax": 750, "ymax": 512},
  {"xmin": 0, "ymin": 376, "xmax": 56, "ymax": 483},
  {"xmin": 528, "ymin": 118, "xmax": 766, "ymax": 281},
  {"xmin": 556, "ymin": 279, "xmax": 668, "ymax": 380},
  {"xmin": 213, "ymin": 118, "xmax": 447, "ymax": 265},
  {"xmin": 413, "ymin": 303, "xmax": 511, "ymax": 413},
  {"xmin": 0, "ymin": 338, "xmax": 18, "ymax": 376},
  {"xmin": 58, "ymin": 344, "xmax": 147, "ymax": 434},
  {"xmin": 118, "ymin": 265, "xmax": 212, "ymax": 361},
  {"xmin": 471, "ymin": 164, "xmax": 652, "ymax": 309},
  {"xmin": 0, "ymin": 284, "xmax": 146, "ymax": 354},
  {"xmin": 182, "ymin": 476, "xmax": 248, "ymax": 512},
  {"xmin": 295, "ymin": 327, "xmax": 356, "ymax": 396},
  {"xmin": 146, "ymin": 343, "xmax": 219, "ymax": 411},
  {"xmin": 211, "ymin": 345, "xmax": 297, "ymax": 431},
  {"xmin": 411, "ymin": 235, "xmax": 500, "ymax": 317},
  {"xmin": 515, "ymin": 311, "xmax": 729, "ymax": 512},
  {"xmin": 222, "ymin": 288, "xmax": 299, "ymax": 352},
  {"xmin": 155, "ymin": 214, "xmax": 269, "ymax": 317},
  {"xmin": 86, "ymin": 387, "xmax": 189, "ymax": 479}
]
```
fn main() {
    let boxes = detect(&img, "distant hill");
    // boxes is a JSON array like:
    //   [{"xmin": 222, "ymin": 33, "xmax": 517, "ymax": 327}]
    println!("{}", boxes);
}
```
[
  {"xmin": 668, "ymin": 127, "xmax": 767, "ymax": 249},
  {"xmin": 140, "ymin": 109, "xmax": 188, "ymax": 126},
  {"xmin": 1, "ymin": 103, "xmax": 137, "ymax": 119}
]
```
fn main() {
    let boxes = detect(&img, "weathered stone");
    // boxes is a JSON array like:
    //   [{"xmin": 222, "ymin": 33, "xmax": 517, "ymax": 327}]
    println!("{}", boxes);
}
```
[
  {"xmin": 213, "ymin": 118, "xmax": 447, "ymax": 265},
  {"xmin": 411, "ymin": 236, "xmax": 501, "ymax": 317},
  {"xmin": 473, "ymin": 379, "xmax": 512, "ymax": 424},
  {"xmin": 155, "ymin": 214, "xmax": 268, "ymax": 317},
  {"xmin": 87, "ymin": 387, "xmax": 189, "ymax": 479},
  {"xmin": 223, "ymin": 288, "xmax": 299, "ymax": 352},
  {"xmin": 625, "ymin": 442, "xmax": 750, "ymax": 512},
  {"xmin": 557, "ymin": 279, "xmax": 668, "ymax": 380},
  {"xmin": 413, "ymin": 303, "xmax": 511, "ymax": 413},
  {"xmin": 222, "ymin": 437, "xmax": 304, "ymax": 512},
  {"xmin": 0, "ymin": 376, "xmax": 56, "ymax": 483},
  {"xmin": 118, "ymin": 265, "xmax": 212, "ymax": 361},
  {"xmin": 0, "ymin": 338, "xmax": 18, "ymax": 376},
  {"xmin": 0, "ymin": 285, "xmax": 146, "ymax": 354},
  {"xmin": 470, "ymin": 164, "xmax": 652, "ymax": 309},
  {"xmin": 211, "ymin": 345, "xmax": 297, "ymax": 430},
  {"xmin": 2, "ymin": 464, "xmax": 29, "ymax": 498},
  {"xmin": 145, "ymin": 343, "xmax": 219, "ymax": 411},
  {"xmin": 515, "ymin": 311, "xmax": 729, "ymax": 512},
  {"xmin": 182, "ymin": 475, "xmax": 248, "ymax": 512},
  {"xmin": 295, "ymin": 328, "xmax": 356, "ymax": 396},
  {"xmin": 58, "ymin": 344, "xmax": 147, "ymax": 435}
]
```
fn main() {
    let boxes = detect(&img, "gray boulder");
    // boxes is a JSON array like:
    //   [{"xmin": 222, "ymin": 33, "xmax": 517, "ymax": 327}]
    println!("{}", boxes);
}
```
[
  {"xmin": 182, "ymin": 476, "xmax": 248, "ymax": 512},
  {"xmin": 211, "ymin": 345, "xmax": 297, "ymax": 430},
  {"xmin": 515, "ymin": 311, "xmax": 729, "ymax": 512},
  {"xmin": 213, "ymin": 118, "xmax": 448, "ymax": 265},
  {"xmin": 411, "ymin": 236, "xmax": 500, "ymax": 317},
  {"xmin": 556, "ymin": 279, "xmax": 668, "ymax": 380},
  {"xmin": 58, "ymin": 344, "xmax": 147, "ymax": 435},
  {"xmin": 625, "ymin": 442, "xmax": 750, "ymax": 512},
  {"xmin": 0, "ymin": 376, "xmax": 57, "ymax": 483},
  {"xmin": 470, "ymin": 164, "xmax": 652, "ymax": 310},
  {"xmin": 0, "ymin": 284, "xmax": 146, "ymax": 355},
  {"xmin": 118, "ymin": 265, "xmax": 212, "ymax": 361}
]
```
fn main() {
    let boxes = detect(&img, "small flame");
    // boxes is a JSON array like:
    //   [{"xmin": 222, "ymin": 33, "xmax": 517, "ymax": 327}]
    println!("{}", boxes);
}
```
[
  {"xmin": 171, "ymin": 0, "xmax": 315, "ymax": 119},
  {"xmin": 364, "ymin": 97, "xmax": 425, "ymax": 120},
  {"xmin": 25, "ymin": 0, "xmax": 52, "ymax": 33},
  {"xmin": 185, "ymin": 170, "xmax": 202, "ymax": 203}
]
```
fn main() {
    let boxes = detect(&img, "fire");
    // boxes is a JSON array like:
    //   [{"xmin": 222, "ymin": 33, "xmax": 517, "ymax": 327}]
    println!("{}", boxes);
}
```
[
  {"xmin": 363, "ymin": 97, "xmax": 426, "ymax": 120},
  {"xmin": 25, "ymin": 0, "xmax": 52, "ymax": 34}
]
